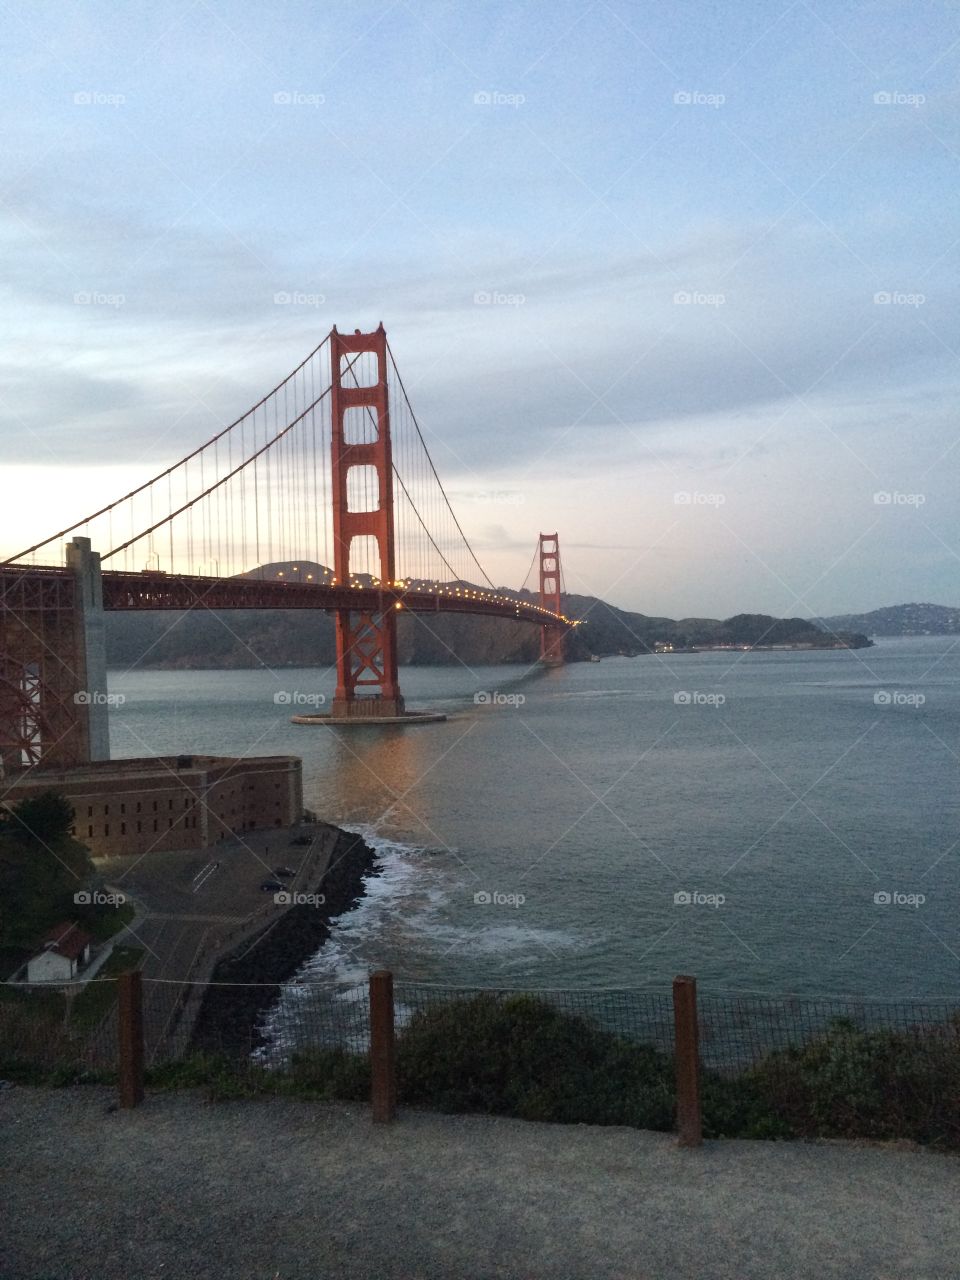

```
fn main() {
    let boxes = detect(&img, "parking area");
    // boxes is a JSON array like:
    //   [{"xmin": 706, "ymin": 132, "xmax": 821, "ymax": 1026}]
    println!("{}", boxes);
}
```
[{"xmin": 99, "ymin": 822, "xmax": 336, "ymax": 924}]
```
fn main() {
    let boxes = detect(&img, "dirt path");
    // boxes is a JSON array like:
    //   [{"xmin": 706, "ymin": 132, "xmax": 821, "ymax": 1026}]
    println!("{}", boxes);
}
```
[{"xmin": 3, "ymin": 1088, "xmax": 958, "ymax": 1280}]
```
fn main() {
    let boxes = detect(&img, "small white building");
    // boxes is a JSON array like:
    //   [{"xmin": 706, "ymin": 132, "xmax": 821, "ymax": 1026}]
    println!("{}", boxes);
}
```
[{"xmin": 26, "ymin": 922, "xmax": 93, "ymax": 984}]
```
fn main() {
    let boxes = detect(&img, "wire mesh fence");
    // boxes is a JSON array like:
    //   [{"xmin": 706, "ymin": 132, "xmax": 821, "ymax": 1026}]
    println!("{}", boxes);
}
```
[
  {"xmin": 6, "ymin": 974, "xmax": 960, "ymax": 1077},
  {"xmin": 0, "ymin": 976, "xmax": 122, "ymax": 1081},
  {"xmin": 396, "ymin": 981, "xmax": 678, "ymax": 1054},
  {"xmin": 390, "ymin": 982, "xmax": 960, "ymax": 1145},
  {"xmin": 396, "ymin": 982, "xmax": 960, "ymax": 1073},
  {"xmin": 3, "ymin": 973, "xmax": 959, "ymax": 1144},
  {"xmin": 697, "ymin": 992, "xmax": 960, "ymax": 1073}
]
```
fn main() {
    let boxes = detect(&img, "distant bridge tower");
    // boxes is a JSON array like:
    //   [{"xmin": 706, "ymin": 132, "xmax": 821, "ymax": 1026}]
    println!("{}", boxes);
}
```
[
  {"xmin": 329, "ymin": 324, "xmax": 405, "ymax": 718},
  {"xmin": 538, "ymin": 532, "xmax": 565, "ymax": 666},
  {"xmin": 0, "ymin": 537, "xmax": 109, "ymax": 774}
]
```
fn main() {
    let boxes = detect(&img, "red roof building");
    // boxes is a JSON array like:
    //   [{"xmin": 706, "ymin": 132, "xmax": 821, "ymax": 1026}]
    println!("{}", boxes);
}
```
[
  {"xmin": 40, "ymin": 922, "xmax": 93, "ymax": 960},
  {"xmin": 27, "ymin": 922, "xmax": 93, "ymax": 982}
]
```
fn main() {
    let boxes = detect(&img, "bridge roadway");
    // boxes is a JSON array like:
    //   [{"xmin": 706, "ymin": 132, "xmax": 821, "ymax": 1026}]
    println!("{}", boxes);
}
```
[{"xmin": 1, "ymin": 563, "xmax": 568, "ymax": 625}]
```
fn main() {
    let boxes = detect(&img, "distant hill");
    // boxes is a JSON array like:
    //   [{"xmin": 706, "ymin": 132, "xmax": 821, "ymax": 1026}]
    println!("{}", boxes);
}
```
[
  {"xmin": 104, "ymin": 563, "xmax": 870, "ymax": 668},
  {"xmin": 817, "ymin": 603, "xmax": 960, "ymax": 638},
  {"xmin": 562, "ymin": 599, "xmax": 870, "ymax": 655}
]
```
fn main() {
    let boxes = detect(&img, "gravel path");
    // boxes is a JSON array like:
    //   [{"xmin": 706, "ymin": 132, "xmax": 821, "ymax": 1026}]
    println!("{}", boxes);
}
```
[{"xmin": 2, "ymin": 1087, "xmax": 958, "ymax": 1280}]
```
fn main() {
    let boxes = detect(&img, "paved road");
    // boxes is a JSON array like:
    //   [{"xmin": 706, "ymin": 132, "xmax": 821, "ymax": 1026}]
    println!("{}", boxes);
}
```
[
  {"xmin": 3, "ymin": 1088, "xmax": 958, "ymax": 1280},
  {"xmin": 90, "ymin": 824, "xmax": 336, "ymax": 1061}
]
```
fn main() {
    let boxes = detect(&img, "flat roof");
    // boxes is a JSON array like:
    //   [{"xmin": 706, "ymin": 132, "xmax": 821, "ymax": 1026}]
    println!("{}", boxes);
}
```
[{"xmin": 5, "ymin": 754, "xmax": 301, "ymax": 786}]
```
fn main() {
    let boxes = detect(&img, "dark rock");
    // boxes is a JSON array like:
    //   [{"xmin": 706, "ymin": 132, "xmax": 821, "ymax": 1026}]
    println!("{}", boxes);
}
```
[{"xmin": 190, "ymin": 827, "xmax": 379, "ymax": 1057}]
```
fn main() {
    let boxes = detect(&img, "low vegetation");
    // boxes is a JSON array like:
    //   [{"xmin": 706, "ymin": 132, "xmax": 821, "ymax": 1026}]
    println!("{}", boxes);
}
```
[
  {"xmin": 67, "ymin": 946, "xmax": 145, "ymax": 1033},
  {"xmin": 125, "ymin": 998, "xmax": 960, "ymax": 1150}
]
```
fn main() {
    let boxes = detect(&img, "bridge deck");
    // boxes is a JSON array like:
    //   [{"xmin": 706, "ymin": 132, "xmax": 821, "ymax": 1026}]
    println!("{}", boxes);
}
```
[{"xmin": 1, "ymin": 566, "xmax": 568, "ymax": 626}]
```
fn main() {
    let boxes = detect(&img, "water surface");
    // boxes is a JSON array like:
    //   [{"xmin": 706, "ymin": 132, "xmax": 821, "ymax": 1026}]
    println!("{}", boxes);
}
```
[{"xmin": 110, "ymin": 637, "xmax": 960, "ymax": 1002}]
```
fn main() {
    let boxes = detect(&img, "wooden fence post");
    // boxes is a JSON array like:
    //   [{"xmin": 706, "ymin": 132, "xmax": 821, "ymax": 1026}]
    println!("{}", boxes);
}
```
[
  {"xmin": 672, "ymin": 974, "xmax": 702, "ymax": 1147},
  {"xmin": 369, "ymin": 970, "xmax": 396, "ymax": 1124},
  {"xmin": 118, "ymin": 969, "xmax": 145, "ymax": 1109}
]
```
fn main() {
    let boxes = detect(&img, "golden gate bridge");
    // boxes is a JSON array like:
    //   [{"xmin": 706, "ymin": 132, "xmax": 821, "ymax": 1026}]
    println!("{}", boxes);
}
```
[{"xmin": 0, "ymin": 324, "xmax": 571, "ymax": 770}]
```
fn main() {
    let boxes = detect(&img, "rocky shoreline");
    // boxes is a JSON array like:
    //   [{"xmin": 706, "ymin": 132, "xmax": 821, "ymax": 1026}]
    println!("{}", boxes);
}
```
[{"xmin": 190, "ymin": 825, "xmax": 380, "ymax": 1057}]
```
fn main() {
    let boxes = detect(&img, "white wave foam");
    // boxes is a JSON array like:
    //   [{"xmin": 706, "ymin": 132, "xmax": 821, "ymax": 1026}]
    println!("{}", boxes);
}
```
[{"xmin": 554, "ymin": 689, "xmax": 654, "ymax": 699}]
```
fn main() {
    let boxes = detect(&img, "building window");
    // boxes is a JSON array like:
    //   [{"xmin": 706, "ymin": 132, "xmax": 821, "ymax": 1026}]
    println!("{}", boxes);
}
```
[
  {"xmin": 88, "ymin": 825, "xmax": 93, "ymax": 838},
  {"xmin": 153, "ymin": 800, "xmax": 158, "ymax": 812},
  {"xmin": 169, "ymin": 799, "xmax": 174, "ymax": 810},
  {"xmin": 104, "ymin": 823, "xmax": 110, "ymax": 836},
  {"xmin": 120, "ymin": 822, "xmax": 126, "ymax": 835},
  {"xmin": 153, "ymin": 819, "xmax": 158, "ymax": 832},
  {"xmin": 136, "ymin": 801, "xmax": 141, "ymax": 814},
  {"xmin": 120, "ymin": 803, "xmax": 125, "ymax": 815},
  {"xmin": 104, "ymin": 804, "xmax": 109, "ymax": 816},
  {"xmin": 87, "ymin": 805, "xmax": 92, "ymax": 818}
]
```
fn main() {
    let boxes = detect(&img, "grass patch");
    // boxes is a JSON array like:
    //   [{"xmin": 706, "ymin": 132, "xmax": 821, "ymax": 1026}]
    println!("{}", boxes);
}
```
[
  {"xmin": 147, "ymin": 1054, "xmax": 276, "ymax": 1100},
  {"xmin": 85, "ymin": 902, "xmax": 135, "ymax": 943},
  {"xmin": 146, "ymin": 1047, "xmax": 370, "ymax": 1103},
  {"xmin": 68, "ymin": 945, "xmax": 145, "ymax": 1034}
]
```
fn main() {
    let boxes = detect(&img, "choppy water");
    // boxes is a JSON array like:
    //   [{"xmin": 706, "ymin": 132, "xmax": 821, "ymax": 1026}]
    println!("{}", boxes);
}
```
[{"xmin": 110, "ymin": 637, "xmax": 960, "ymax": 1022}]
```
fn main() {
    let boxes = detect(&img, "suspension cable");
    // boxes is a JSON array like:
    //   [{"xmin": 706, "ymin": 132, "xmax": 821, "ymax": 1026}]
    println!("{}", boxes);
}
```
[
  {"xmin": 386, "ymin": 342, "xmax": 495, "ymax": 589},
  {"xmin": 2, "ymin": 335, "xmax": 332, "ymax": 566}
]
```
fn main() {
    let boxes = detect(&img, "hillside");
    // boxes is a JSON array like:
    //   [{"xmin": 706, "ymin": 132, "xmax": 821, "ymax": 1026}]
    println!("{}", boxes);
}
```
[
  {"xmin": 105, "ymin": 606, "xmax": 542, "ymax": 669},
  {"xmin": 818, "ymin": 602, "xmax": 960, "ymax": 637},
  {"xmin": 563, "ymin": 599, "xmax": 870, "ymax": 655},
  {"xmin": 103, "ymin": 564, "xmax": 870, "ymax": 668}
]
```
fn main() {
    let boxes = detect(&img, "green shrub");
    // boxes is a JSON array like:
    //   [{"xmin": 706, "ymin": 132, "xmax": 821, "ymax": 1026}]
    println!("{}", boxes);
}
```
[
  {"xmin": 745, "ymin": 1016, "xmax": 960, "ymax": 1146},
  {"xmin": 395, "ymin": 993, "xmax": 675, "ymax": 1130}
]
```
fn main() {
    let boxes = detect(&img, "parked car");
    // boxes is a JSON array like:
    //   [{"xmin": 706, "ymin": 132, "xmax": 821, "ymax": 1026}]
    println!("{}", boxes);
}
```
[
  {"xmin": 273, "ymin": 867, "xmax": 296, "ymax": 879},
  {"xmin": 260, "ymin": 879, "xmax": 284, "ymax": 892},
  {"xmin": 289, "ymin": 835, "xmax": 312, "ymax": 846}
]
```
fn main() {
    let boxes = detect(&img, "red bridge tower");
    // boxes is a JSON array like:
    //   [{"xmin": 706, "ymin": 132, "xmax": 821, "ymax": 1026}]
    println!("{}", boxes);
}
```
[
  {"xmin": 329, "ymin": 324, "xmax": 405, "ymax": 718},
  {"xmin": 539, "ymin": 532, "xmax": 565, "ymax": 666}
]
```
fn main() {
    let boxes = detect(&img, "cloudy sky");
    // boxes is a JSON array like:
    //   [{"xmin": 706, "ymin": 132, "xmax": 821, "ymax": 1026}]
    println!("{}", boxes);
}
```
[{"xmin": 2, "ymin": 1, "xmax": 958, "ymax": 617}]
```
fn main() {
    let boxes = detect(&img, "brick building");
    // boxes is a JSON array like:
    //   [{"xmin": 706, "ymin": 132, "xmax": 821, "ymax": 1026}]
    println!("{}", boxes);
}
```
[{"xmin": 3, "ymin": 754, "xmax": 303, "ymax": 858}]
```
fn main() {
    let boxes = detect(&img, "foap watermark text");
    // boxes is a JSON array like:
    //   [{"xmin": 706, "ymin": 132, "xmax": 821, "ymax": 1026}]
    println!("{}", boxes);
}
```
[{"xmin": 474, "ymin": 890, "xmax": 526, "ymax": 907}]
